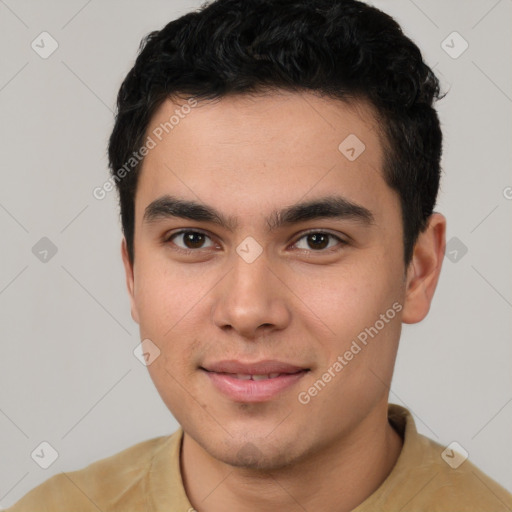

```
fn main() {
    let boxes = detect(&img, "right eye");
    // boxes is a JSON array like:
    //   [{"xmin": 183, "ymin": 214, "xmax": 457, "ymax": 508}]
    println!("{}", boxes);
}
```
[{"xmin": 165, "ymin": 230, "xmax": 217, "ymax": 253}]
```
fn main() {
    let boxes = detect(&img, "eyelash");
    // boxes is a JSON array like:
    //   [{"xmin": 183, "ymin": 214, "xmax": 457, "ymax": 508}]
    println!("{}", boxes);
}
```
[{"xmin": 163, "ymin": 229, "xmax": 347, "ymax": 256}]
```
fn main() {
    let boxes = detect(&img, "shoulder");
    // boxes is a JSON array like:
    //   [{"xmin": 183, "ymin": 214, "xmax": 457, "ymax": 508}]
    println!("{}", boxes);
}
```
[
  {"xmin": 4, "ymin": 433, "xmax": 178, "ymax": 512},
  {"xmin": 413, "ymin": 433, "xmax": 512, "ymax": 510},
  {"xmin": 372, "ymin": 404, "xmax": 512, "ymax": 511}
]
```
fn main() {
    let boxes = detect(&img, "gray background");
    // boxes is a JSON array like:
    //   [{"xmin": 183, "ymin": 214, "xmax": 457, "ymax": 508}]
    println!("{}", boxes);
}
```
[{"xmin": 0, "ymin": 0, "xmax": 511, "ymax": 507}]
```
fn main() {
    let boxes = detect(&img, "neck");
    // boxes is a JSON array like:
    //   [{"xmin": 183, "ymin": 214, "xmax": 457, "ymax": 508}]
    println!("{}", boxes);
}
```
[{"xmin": 180, "ymin": 404, "xmax": 403, "ymax": 512}]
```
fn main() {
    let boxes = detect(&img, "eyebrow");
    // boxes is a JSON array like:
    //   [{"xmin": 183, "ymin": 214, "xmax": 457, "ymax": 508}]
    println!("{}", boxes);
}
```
[{"xmin": 143, "ymin": 194, "xmax": 374, "ymax": 232}]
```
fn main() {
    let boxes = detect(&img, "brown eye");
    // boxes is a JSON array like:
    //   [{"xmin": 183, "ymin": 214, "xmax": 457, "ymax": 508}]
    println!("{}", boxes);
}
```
[
  {"xmin": 294, "ymin": 231, "xmax": 345, "ymax": 252},
  {"xmin": 168, "ymin": 230, "xmax": 215, "ymax": 251},
  {"xmin": 306, "ymin": 233, "xmax": 329, "ymax": 250}
]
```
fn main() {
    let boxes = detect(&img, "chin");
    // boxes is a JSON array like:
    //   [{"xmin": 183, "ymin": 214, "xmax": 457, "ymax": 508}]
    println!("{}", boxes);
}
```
[
  {"xmin": 221, "ymin": 444, "xmax": 297, "ymax": 471},
  {"xmin": 197, "ymin": 430, "xmax": 306, "ymax": 471}
]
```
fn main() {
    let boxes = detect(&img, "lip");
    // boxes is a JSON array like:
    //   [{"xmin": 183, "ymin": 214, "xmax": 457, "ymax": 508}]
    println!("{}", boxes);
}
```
[
  {"xmin": 202, "ymin": 359, "xmax": 307, "ymax": 375},
  {"xmin": 200, "ymin": 360, "xmax": 309, "ymax": 403}
]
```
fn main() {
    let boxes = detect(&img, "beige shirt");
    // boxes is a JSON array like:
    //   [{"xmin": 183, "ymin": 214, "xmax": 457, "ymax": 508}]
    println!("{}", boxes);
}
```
[{"xmin": 6, "ymin": 404, "xmax": 512, "ymax": 511}]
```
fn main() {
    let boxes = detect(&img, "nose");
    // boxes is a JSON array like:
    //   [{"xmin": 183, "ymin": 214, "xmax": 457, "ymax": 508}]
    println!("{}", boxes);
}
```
[{"xmin": 211, "ymin": 251, "xmax": 292, "ymax": 340}]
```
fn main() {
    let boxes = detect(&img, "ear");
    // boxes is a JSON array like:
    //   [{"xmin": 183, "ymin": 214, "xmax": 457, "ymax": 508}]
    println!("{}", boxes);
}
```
[
  {"xmin": 402, "ymin": 213, "xmax": 446, "ymax": 324},
  {"xmin": 121, "ymin": 238, "xmax": 140, "ymax": 324}
]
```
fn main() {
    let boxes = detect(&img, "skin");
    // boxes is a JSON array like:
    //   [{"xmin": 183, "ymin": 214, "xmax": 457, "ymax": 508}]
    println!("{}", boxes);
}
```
[{"xmin": 121, "ymin": 90, "xmax": 446, "ymax": 512}]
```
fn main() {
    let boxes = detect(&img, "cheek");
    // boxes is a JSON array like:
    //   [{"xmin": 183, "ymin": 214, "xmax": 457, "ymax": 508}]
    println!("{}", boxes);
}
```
[
  {"xmin": 134, "ymin": 257, "xmax": 208, "ymax": 337},
  {"xmin": 288, "ymin": 256, "xmax": 401, "ymax": 335},
  {"xmin": 134, "ymin": 261, "xmax": 211, "ymax": 381}
]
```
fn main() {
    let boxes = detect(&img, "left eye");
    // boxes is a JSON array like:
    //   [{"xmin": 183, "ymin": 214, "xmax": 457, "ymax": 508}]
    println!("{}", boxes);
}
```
[{"xmin": 293, "ymin": 232, "xmax": 344, "ymax": 251}]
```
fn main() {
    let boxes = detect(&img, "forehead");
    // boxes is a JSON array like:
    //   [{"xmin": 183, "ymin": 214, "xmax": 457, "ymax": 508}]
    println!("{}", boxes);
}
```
[
  {"xmin": 145, "ymin": 90, "xmax": 382, "ymax": 159},
  {"xmin": 135, "ymin": 91, "xmax": 392, "ymax": 224}
]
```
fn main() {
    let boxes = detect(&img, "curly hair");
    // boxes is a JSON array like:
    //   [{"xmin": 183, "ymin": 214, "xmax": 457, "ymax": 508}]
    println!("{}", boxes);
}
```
[{"xmin": 108, "ymin": 0, "xmax": 445, "ymax": 265}]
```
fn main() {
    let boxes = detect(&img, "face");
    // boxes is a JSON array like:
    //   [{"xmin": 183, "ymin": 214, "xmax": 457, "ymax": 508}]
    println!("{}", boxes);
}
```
[{"xmin": 122, "ymin": 91, "xmax": 432, "ymax": 470}]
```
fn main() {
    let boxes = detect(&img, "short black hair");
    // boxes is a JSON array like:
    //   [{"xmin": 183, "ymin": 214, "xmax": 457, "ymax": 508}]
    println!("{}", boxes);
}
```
[{"xmin": 108, "ymin": 0, "xmax": 445, "ymax": 265}]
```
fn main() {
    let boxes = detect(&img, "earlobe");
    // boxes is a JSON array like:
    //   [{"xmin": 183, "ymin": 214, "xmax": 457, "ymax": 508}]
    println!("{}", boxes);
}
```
[
  {"xmin": 402, "ymin": 213, "xmax": 446, "ymax": 324},
  {"xmin": 121, "ymin": 238, "xmax": 140, "ymax": 324}
]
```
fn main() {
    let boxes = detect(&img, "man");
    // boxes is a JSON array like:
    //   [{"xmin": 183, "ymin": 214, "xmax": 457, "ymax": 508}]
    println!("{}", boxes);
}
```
[{"xmin": 7, "ymin": 0, "xmax": 512, "ymax": 510}]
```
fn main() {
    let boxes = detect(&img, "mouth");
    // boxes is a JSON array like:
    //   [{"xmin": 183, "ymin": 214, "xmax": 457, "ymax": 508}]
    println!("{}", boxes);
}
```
[
  {"xmin": 207, "ymin": 372, "xmax": 301, "ymax": 380},
  {"xmin": 200, "ymin": 360, "xmax": 310, "ymax": 402}
]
